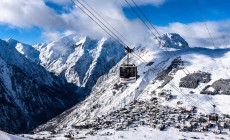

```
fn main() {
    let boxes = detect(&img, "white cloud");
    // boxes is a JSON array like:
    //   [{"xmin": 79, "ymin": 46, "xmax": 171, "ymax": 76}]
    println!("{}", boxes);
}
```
[
  {"xmin": 158, "ymin": 20, "xmax": 230, "ymax": 48},
  {"xmin": 0, "ymin": 0, "xmax": 164, "ymax": 44},
  {"xmin": 47, "ymin": 0, "xmax": 166, "ymax": 45},
  {"xmin": 0, "ymin": 0, "xmax": 68, "ymax": 30},
  {"xmin": 42, "ymin": 31, "xmax": 62, "ymax": 42},
  {"xmin": 63, "ymin": 30, "xmax": 77, "ymax": 36},
  {"xmin": 0, "ymin": 0, "xmax": 229, "ymax": 48}
]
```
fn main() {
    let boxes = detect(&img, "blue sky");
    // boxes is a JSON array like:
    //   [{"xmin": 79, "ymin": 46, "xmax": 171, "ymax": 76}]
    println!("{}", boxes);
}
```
[
  {"xmin": 0, "ymin": 25, "xmax": 42, "ymax": 44},
  {"xmin": 0, "ymin": 0, "xmax": 229, "ymax": 47},
  {"xmin": 123, "ymin": 0, "xmax": 230, "ymax": 26}
]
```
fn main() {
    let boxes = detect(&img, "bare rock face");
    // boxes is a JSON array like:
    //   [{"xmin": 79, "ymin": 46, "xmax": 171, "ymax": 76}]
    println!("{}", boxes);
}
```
[
  {"xmin": 212, "ymin": 79, "xmax": 230, "ymax": 94},
  {"xmin": 153, "ymin": 57, "xmax": 184, "ymax": 89},
  {"xmin": 201, "ymin": 79, "xmax": 230, "ymax": 95},
  {"xmin": 179, "ymin": 72, "xmax": 211, "ymax": 89}
]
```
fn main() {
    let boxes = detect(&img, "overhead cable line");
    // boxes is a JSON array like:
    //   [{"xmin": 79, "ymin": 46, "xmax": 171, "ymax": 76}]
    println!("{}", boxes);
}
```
[
  {"xmin": 194, "ymin": 0, "xmax": 229, "ymax": 78},
  {"xmin": 71, "ymin": 0, "xmax": 154, "ymax": 69},
  {"xmin": 71, "ymin": 0, "xmax": 212, "ymax": 114},
  {"xmin": 71, "ymin": 0, "xmax": 127, "ymax": 46},
  {"xmin": 80, "ymin": 0, "xmax": 161, "ymax": 72},
  {"xmin": 194, "ymin": 0, "xmax": 215, "ymax": 48},
  {"xmin": 170, "ymin": 81, "xmax": 209, "ymax": 114},
  {"xmin": 124, "ymin": 0, "xmax": 158, "ymax": 39},
  {"xmin": 80, "ymin": 0, "xmax": 132, "ymax": 47},
  {"xmin": 192, "ymin": 0, "xmax": 229, "ymax": 112},
  {"xmin": 130, "ymin": 0, "xmax": 161, "ymax": 36},
  {"xmin": 126, "ymin": 0, "xmax": 222, "ymax": 113},
  {"xmin": 71, "ymin": 0, "xmax": 157, "ymax": 71}
]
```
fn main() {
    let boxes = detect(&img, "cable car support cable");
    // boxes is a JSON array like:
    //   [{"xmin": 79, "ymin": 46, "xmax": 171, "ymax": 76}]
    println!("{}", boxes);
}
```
[
  {"xmin": 70, "ymin": 0, "xmax": 213, "ymax": 114},
  {"xmin": 193, "ymin": 0, "xmax": 229, "ymax": 78},
  {"xmin": 126, "ymin": 0, "xmax": 223, "ymax": 114}
]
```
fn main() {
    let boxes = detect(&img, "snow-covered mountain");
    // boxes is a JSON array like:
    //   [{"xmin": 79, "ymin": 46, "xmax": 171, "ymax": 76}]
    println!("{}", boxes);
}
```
[
  {"xmin": 0, "ymin": 130, "xmax": 28, "ymax": 140},
  {"xmin": 35, "ymin": 34, "xmax": 126, "ymax": 94},
  {"xmin": 30, "ymin": 33, "xmax": 230, "ymax": 139},
  {"xmin": 0, "ymin": 39, "xmax": 79, "ymax": 133},
  {"xmin": 10, "ymin": 35, "xmax": 126, "ymax": 95},
  {"xmin": 6, "ymin": 38, "xmax": 40, "ymax": 64},
  {"xmin": 157, "ymin": 33, "xmax": 189, "ymax": 49},
  {"xmin": 0, "ymin": 35, "xmax": 126, "ymax": 134}
]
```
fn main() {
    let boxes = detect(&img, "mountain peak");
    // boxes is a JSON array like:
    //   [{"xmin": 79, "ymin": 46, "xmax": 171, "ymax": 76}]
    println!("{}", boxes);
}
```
[
  {"xmin": 158, "ymin": 33, "xmax": 189, "ymax": 49},
  {"xmin": 6, "ymin": 38, "xmax": 18, "ymax": 42},
  {"xmin": 5, "ymin": 38, "xmax": 21, "ymax": 46},
  {"xmin": 4, "ymin": 38, "xmax": 40, "ymax": 63}
]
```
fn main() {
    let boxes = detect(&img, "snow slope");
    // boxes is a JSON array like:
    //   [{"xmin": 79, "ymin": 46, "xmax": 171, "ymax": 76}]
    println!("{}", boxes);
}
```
[
  {"xmin": 28, "ymin": 126, "xmax": 230, "ymax": 140},
  {"xmin": 31, "ymin": 33, "xmax": 230, "ymax": 139},
  {"xmin": 0, "ymin": 131, "xmax": 28, "ymax": 140},
  {"xmin": 81, "ymin": 127, "xmax": 230, "ymax": 140}
]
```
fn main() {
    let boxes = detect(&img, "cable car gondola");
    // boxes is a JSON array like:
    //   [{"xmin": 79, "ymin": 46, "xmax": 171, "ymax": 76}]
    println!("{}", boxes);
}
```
[
  {"xmin": 209, "ymin": 113, "xmax": 219, "ymax": 122},
  {"xmin": 120, "ymin": 64, "xmax": 137, "ymax": 83},
  {"xmin": 119, "ymin": 47, "xmax": 137, "ymax": 83},
  {"xmin": 209, "ymin": 105, "xmax": 219, "ymax": 122}
]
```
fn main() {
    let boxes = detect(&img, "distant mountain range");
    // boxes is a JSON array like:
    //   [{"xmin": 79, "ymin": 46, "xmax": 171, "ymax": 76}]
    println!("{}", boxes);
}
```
[{"xmin": 0, "ymin": 35, "xmax": 125, "ymax": 133}]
